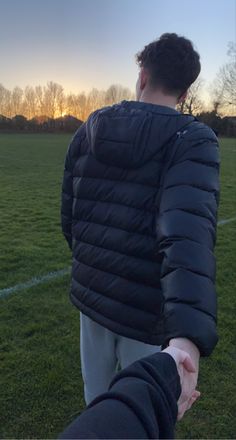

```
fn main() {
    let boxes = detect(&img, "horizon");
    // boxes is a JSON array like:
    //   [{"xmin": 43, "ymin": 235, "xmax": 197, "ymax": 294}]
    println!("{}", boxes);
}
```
[{"xmin": 0, "ymin": 78, "xmax": 235, "ymax": 118}]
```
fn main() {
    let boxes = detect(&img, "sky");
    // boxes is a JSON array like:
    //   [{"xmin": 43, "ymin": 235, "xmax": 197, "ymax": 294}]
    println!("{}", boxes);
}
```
[{"xmin": 0, "ymin": 0, "xmax": 235, "ymax": 95}]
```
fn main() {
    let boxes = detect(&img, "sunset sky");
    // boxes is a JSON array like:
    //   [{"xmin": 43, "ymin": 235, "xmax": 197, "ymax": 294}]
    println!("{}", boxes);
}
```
[{"xmin": 0, "ymin": 0, "xmax": 235, "ymax": 95}]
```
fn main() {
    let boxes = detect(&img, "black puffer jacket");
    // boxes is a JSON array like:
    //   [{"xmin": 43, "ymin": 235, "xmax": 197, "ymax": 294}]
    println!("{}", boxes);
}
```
[{"xmin": 61, "ymin": 100, "xmax": 220, "ymax": 356}]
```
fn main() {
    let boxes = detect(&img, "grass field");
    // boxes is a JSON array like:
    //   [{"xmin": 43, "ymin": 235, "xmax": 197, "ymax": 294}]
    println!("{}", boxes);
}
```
[{"xmin": 0, "ymin": 133, "xmax": 235, "ymax": 439}]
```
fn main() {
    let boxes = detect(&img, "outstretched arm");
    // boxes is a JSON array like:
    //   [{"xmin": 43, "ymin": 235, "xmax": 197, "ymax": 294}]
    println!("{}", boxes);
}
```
[
  {"xmin": 158, "ymin": 126, "xmax": 220, "ymax": 356},
  {"xmin": 59, "ymin": 350, "xmax": 180, "ymax": 439},
  {"xmin": 59, "ymin": 347, "xmax": 200, "ymax": 439},
  {"xmin": 158, "ymin": 125, "xmax": 220, "ymax": 418}
]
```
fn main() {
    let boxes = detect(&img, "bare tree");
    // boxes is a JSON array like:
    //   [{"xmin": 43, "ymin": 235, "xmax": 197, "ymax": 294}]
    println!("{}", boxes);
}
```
[
  {"xmin": 78, "ymin": 92, "xmax": 90, "ymax": 120},
  {"xmin": 22, "ymin": 86, "xmax": 37, "ymax": 119},
  {"xmin": 105, "ymin": 84, "xmax": 133, "ymax": 106},
  {"xmin": 0, "ymin": 84, "xmax": 8, "ymax": 115},
  {"xmin": 66, "ymin": 93, "xmax": 77, "ymax": 116},
  {"xmin": 35, "ymin": 85, "xmax": 45, "ymax": 115},
  {"xmin": 211, "ymin": 42, "xmax": 236, "ymax": 115},
  {"xmin": 178, "ymin": 78, "xmax": 205, "ymax": 115},
  {"xmin": 57, "ymin": 87, "xmax": 66, "ymax": 117},
  {"xmin": 66, "ymin": 92, "xmax": 87, "ymax": 120},
  {"xmin": 0, "ymin": 84, "xmax": 12, "ymax": 117},
  {"xmin": 11, "ymin": 86, "xmax": 23, "ymax": 116},
  {"xmin": 87, "ymin": 88, "xmax": 105, "ymax": 114},
  {"xmin": 43, "ymin": 81, "xmax": 64, "ymax": 118}
]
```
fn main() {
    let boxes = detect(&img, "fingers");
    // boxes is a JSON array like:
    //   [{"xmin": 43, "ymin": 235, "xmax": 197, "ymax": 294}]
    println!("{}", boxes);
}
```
[
  {"xmin": 177, "ymin": 390, "xmax": 201, "ymax": 420},
  {"xmin": 162, "ymin": 346, "xmax": 200, "ymax": 421},
  {"xmin": 192, "ymin": 390, "xmax": 201, "ymax": 399},
  {"xmin": 188, "ymin": 390, "xmax": 201, "ymax": 409},
  {"xmin": 177, "ymin": 410, "xmax": 185, "ymax": 421}
]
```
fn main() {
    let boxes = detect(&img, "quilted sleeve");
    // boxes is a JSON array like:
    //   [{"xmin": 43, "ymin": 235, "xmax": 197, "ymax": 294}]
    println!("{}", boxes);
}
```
[
  {"xmin": 157, "ymin": 126, "xmax": 220, "ymax": 356},
  {"xmin": 61, "ymin": 148, "xmax": 73, "ymax": 249},
  {"xmin": 61, "ymin": 124, "xmax": 85, "ymax": 249}
]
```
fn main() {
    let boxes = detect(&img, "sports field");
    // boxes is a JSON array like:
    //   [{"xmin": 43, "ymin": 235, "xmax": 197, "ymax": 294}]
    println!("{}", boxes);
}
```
[{"xmin": 0, "ymin": 133, "xmax": 235, "ymax": 439}]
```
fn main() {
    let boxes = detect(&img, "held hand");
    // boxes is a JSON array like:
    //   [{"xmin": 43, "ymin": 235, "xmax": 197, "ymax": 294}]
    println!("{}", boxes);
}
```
[{"xmin": 163, "ymin": 341, "xmax": 200, "ymax": 420}]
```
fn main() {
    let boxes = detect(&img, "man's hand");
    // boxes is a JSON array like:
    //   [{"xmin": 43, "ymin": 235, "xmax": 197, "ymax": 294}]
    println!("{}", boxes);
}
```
[{"xmin": 163, "ymin": 339, "xmax": 200, "ymax": 420}]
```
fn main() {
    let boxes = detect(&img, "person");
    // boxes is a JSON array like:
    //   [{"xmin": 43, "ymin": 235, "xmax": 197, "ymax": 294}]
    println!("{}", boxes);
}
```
[
  {"xmin": 61, "ymin": 33, "xmax": 220, "ymax": 417},
  {"xmin": 59, "ymin": 346, "xmax": 200, "ymax": 439}
]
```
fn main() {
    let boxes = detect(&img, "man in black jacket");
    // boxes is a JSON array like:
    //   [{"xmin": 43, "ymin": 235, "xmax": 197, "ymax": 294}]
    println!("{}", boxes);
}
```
[{"xmin": 61, "ymin": 33, "xmax": 220, "ymax": 418}]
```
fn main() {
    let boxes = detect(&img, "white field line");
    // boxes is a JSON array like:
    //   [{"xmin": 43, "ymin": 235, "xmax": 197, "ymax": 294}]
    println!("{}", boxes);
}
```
[
  {"xmin": 0, "ymin": 155, "xmax": 64, "ymax": 168},
  {"xmin": 0, "ymin": 216, "xmax": 236, "ymax": 299},
  {"xmin": 0, "ymin": 268, "xmax": 70, "ymax": 299},
  {"xmin": 217, "ymin": 216, "xmax": 236, "ymax": 226}
]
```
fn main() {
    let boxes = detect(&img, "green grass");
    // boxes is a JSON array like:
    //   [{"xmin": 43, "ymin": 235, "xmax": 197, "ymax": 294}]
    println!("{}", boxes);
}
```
[
  {"xmin": 0, "ymin": 134, "xmax": 236, "ymax": 439},
  {"xmin": 0, "ymin": 134, "xmax": 72, "ymax": 290}
]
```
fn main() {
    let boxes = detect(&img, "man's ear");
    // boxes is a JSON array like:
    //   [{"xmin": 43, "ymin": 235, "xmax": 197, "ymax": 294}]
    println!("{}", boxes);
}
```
[
  {"xmin": 178, "ymin": 90, "xmax": 188, "ymax": 104},
  {"xmin": 140, "ymin": 67, "xmax": 148, "ymax": 91}
]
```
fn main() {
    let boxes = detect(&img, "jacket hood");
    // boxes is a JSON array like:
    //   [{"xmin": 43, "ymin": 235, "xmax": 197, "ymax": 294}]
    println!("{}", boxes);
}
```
[{"xmin": 86, "ymin": 100, "xmax": 195, "ymax": 169}]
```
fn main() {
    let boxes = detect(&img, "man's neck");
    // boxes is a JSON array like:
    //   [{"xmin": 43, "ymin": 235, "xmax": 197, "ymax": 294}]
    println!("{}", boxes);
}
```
[{"xmin": 138, "ymin": 90, "xmax": 177, "ymax": 109}]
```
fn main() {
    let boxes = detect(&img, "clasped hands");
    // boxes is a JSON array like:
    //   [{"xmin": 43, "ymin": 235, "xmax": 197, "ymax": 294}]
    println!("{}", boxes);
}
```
[{"xmin": 163, "ymin": 337, "xmax": 200, "ymax": 420}]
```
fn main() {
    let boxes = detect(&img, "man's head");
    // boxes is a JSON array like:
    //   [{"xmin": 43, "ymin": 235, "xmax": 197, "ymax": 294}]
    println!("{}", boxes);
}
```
[{"xmin": 135, "ymin": 33, "xmax": 201, "ymax": 105}]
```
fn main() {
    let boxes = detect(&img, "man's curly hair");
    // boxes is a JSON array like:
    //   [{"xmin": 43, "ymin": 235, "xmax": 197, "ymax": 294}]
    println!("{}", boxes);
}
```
[{"xmin": 136, "ymin": 33, "xmax": 201, "ymax": 97}]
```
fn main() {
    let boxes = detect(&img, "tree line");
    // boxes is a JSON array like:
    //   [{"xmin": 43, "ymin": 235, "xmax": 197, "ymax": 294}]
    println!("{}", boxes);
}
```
[
  {"xmin": 0, "ymin": 83, "xmax": 134, "ymax": 121},
  {"xmin": 1, "ymin": 107, "xmax": 235, "ymax": 137}
]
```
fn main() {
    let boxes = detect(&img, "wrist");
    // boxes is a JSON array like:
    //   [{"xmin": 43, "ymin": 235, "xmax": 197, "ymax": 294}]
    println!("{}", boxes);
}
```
[{"xmin": 169, "ymin": 338, "xmax": 200, "ymax": 361}]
